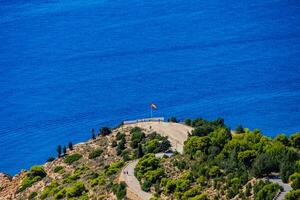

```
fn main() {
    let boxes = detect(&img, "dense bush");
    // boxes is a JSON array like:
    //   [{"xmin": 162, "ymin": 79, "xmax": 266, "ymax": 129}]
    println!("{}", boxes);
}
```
[
  {"xmin": 64, "ymin": 153, "xmax": 82, "ymax": 165},
  {"xmin": 255, "ymin": 183, "xmax": 282, "ymax": 200},
  {"xmin": 19, "ymin": 166, "xmax": 46, "ymax": 192},
  {"xmin": 99, "ymin": 127, "xmax": 111, "ymax": 136},
  {"xmin": 284, "ymin": 189, "xmax": 300, "ymax": 200},
  {"xmin": 66, "ymin": 182, "xmax": 87, "ymax": 198},
  {"xmin": 130, "ymin": 127, "xmax": 145, "ymax": 148},
  {"xmin": 53, "ymin": 166, "xmax": 64, "ymax": 173},
  {"xmin": 114, "ymin": 182, "xmax": 127, "ymax": 200},
  {"xmin": 106, "ymin": 160, "xmax": 124, "ymax": 175},
  {"xmin": 88, "ymin": 149, "xmax": 103, "ymax": 159},
  {"xmin": 28, "ymin": 192, "xmax": 37, "ymax": 200}
]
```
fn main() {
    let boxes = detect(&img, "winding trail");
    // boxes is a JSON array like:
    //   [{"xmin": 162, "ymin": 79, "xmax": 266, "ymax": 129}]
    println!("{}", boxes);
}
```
[{"xmin": 119, "ymin": 122, "xmax": 193, "ymax": 200}]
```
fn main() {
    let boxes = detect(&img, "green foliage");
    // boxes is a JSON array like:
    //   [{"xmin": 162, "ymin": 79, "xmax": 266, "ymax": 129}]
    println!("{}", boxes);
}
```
[
  {"xmin": 184, "ymin": 136, "xmax": 211, "ymax": 158},
  {"xmin": 235, "ymin": 125, "xmax": 244, "ymax": 134},
  {"xmin": 275, "ymin": 134, "xmax": 289, "ymax": 146},
  {"xmin": 100, "ymin": 127, "xmax": 111, "ymax": 136},
  {"xmin": 19, "ymin": 166, "xmax": 46, "ymax": 192},
  {"xmin": 116, "ymin": 132, "xmax": 126, "ymax": 141},
  {"xmin": 255, "ymin": 183, "xmax": 282, "ymax": 200},
  {"xmin": 142, "ymin": 180, "xmax": 152, "ymax": 192},
  {"xmin": 106, "ymin": 160, "xmax": 124, "ymax": 175},
  {"xmin": 28, "ymin": 192, "xmax": 37, "ymax": 200},
  {"xmin": 115, "ymin": 182, "xmax": 126, "ymax": 200},
  {"xmin": 117, "ymin": 137, "xmax": 126, "ymax": 155},
  {"xmin": 90, "ymin": 174, "xmax": 106, "ymax": 187},
  {"xmin": 143, "ymin": 137, "xmax": 171, "ymax": 154},
  {"xmin": 66, "ymin": 182, "xmax": 87, "ymax": 198},
  {"xmin": 88, "ymin": 148, "xmax": 103, "ymax": 159},
  {"xmin": 53, "ymin": 166, "xmax": 64, "ymax": 173},
  {"xmin": 130, "ymin": 127, "xmax": 145, "ymax": 148},
  {"xmin": 290, "ymin": 132, "xmax": 300, "ymax": 149},
  {"xmin": 136, "ymin": 153, "xmax": 160, "ymax": 181},
  {"xmin": 40, "ymin": 181, "xmax": 59, "ymax": 200},
  {"xmin": 291, "ymin": 176, "xmax": 300, "ymax": 190},
  {"xmin": 64, "ymin": 153, "xmax": 82, "ymax": 165},
  {"xmin": 189, "ymin": 193, "xmax": 208, "ymax": 200},
  {"xmin": 284, "ymin": 189, "xmax": 300, "ymax": 200},
  {"xmin": 137, "ymin": 143, "xmax": 144, "ymax": 158},
  {"xmin": 112, "ymin": 140, "xmax": 117, "ymax": 147},
  {"xmin": 238, "ymin": 150, "xmax": 257, "ymax": 167},
  {"xmin": 68, "ymin": 142, "xmax": 73, "ymax": 150},
  {"xmin": 184, "ymin": 118, "xmax": 191, "ymax": 126}
]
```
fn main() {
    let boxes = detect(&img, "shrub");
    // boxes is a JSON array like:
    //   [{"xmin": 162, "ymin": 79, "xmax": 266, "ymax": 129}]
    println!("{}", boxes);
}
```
[
  {"xmin": 190, "ymin": 193, "xmax": 208, "ymax": 200},
  {"xmin": 19, "ymin": 166, "xmax": 46, "ymax": 192},
  {"xmin": 284, "ymin": 189, "xmax": 300, "ymax": 200},
  {"xmin": 88, "ymin": 149, "xmax": 103, "ymax": 159},
  {"xmin": 28, "ymin": 192, "xmax": 37, "ymax": 200},
  {"xmin": 64, "ymin": 153, "xmax": 82, "ymax": 165},
  {"xmin": 116, "ymin": 132, "xmax": 125, "ymax": 141},
  {"xmin": 99, "ymin": 127, "xmax": 111, "ymax": 136},
  {"xmin": 40, "ymin": 181, "xmax": 59, "ymax": 200},
  {"xmin": 53, "ymin": 166, "xmax": 64, "ymax": 173},
  {"xmin": 168, "ymin": 117, "xmax": 178, "ymax": 123},
  {"xmin": 142, "ymin": 180, "xmax": 151, "ymax": 192},
  {"xmin": 111, "ymin": 140, "xmax": 117, "ymax": 147},
  {"xmin": 115, "ymin": 182, "xmax": 126, "ymax": 200},
  {"xmin": 106, "ymin": 160, "xmax": 124, "ymax": 175},
  {"xmin": 255, "ymin": 183, "xmax": 282, "ymax": 200},
  {"xmin": 90, "ymin": 174, "xmax": 106, "ymax": 187},
  {"xmin": 66, "ymin": 182, "xmax": 87, "ymax": 198},
  {"xmin": 236, "ymin": 125, "xmax": 244, "ymax": 134},
  {"xmin": 184, "ymin": 118, "xmax": 192, "ymax": 126},
  {"xmin": 291, "ymin": 176, "xmax": 300, "ymax": 190},
  {"xmin": 130, "ymin": 128, "xmax": 145, "ymax": 148}
]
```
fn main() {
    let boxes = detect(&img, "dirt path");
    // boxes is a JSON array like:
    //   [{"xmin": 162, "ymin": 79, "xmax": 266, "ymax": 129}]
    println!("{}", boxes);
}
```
[{"xmin": 119, "ymin": 122, "xmax": 193, "ymax": 200}]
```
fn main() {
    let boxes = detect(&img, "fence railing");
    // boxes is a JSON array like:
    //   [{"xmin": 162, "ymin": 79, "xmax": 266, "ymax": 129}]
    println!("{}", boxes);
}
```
[{"xmin": 123, "ymin": 117, "xmax": 164, "ymax": 125}]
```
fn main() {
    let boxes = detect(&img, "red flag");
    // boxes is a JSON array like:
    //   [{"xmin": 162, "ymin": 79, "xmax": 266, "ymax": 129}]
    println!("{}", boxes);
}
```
[{"xmin": 150, "ymin": 103, "xmax": 157, "ymax": 109}]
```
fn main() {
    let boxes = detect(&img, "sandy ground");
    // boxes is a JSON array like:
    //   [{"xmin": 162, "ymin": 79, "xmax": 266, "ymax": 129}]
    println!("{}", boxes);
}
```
[{"xmin": 119, "ymin": 122, "xmax": 193, "ymax": 200}]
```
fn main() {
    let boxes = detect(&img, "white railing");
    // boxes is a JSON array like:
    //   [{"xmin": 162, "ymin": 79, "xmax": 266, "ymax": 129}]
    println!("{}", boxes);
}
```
[{"xmin": 123, "ymin": 117, "xmax": 164, "ymax": 124}]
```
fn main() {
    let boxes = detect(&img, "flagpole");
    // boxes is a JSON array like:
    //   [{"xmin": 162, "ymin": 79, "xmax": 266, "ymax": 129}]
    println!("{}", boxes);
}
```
[{"xmin": 150, "ymin": 107, "xmax": 153, "ymax": 119}]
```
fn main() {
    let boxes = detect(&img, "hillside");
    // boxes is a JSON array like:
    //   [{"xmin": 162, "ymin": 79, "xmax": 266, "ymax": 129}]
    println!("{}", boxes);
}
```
[{"xmin": 1, "ymin": 118, "xmax": 300, "ymax": 200}]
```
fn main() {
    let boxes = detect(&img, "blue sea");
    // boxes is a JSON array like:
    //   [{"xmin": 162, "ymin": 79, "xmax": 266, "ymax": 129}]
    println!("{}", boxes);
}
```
[{"xmin": 0, "ymin": 0, "xmax": 300, "ymax": 175}]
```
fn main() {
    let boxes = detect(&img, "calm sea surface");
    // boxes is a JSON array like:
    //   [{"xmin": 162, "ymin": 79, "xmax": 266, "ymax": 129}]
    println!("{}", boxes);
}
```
[{"xmin": 0, "ymin": 0, "xmax": 300, "ymax": 175}]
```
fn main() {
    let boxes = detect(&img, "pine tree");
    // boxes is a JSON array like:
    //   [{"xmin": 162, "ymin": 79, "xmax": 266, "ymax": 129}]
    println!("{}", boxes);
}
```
[
  {"xmin": 92, "ymin": 129, "xmax": 96, "ymax": 140},
  {"xmin": 63, "ymin": 145, "xmax": 67, "ymax": 155},
  {"xmin": 57, "ymin": 145, "xmax": 62, "ymax": 158},
  {"xmin": 137, "ymin": 143, "xmax": 144, "ymax": 158},
  {"xmin": 68, "ymin": 142, "xmax": 73, "ymax": 150}
]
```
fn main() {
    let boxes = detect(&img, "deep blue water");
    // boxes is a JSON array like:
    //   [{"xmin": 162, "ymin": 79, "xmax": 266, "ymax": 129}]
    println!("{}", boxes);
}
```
[{"xmin": 1, "ymin": 0, "xmax": 300, "ymax": 175}]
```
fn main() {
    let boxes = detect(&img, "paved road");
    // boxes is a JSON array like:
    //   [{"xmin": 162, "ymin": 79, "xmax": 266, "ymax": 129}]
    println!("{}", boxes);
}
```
[
  {"xmin": 120, "ymin": 122, "xmax": 192, "ymax": 200},
  {"xmin": 269, "ymin": 178, "xmax": 292, "ymax": 200}
]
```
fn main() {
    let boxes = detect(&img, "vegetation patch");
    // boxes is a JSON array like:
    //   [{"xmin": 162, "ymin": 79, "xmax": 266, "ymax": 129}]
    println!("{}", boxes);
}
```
[
  {"xmin": 64, "ymin": 153, "xmax": 82, "ymax": 165},
  {"xmin": 88, "ymin": 148, "xmax": 103, "ymax": 159},
  {"xmin": 19, "ymin": 166, "xmax": 46, "ymax": 192}
]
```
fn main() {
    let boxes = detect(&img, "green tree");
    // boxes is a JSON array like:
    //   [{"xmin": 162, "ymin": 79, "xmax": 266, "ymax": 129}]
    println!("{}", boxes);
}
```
[
  {"xmin": 184, "ymin": 136, "xmax": 211, "ymax": 158},
  {"xmin": 99, "ymin": 127, "xmax": 111, "ymax": 136},
  {"xmin": 63, "ymin": 146, "xmax": 67, "ymax": 155},
  {"xmin": 274, "ymin": 134, "xmax": 289, "ymax": 146},
  {"xmin": 137, "ymin": 143, "xmax": 144, "ymax": 158},
  {"xmin": 68, "ymin": 142, "xmax": 73, "ymax": 150},
  {"xmin": 290, "ymin": 132, "xmax": 300, "ymax": 149},
  {"xmin": 236, "ymin": 125, "xmax": 244, "ymax": 134},
  {"xmin": 184, "ymin": 118, "xmax": 191, "ymax": 126}
]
